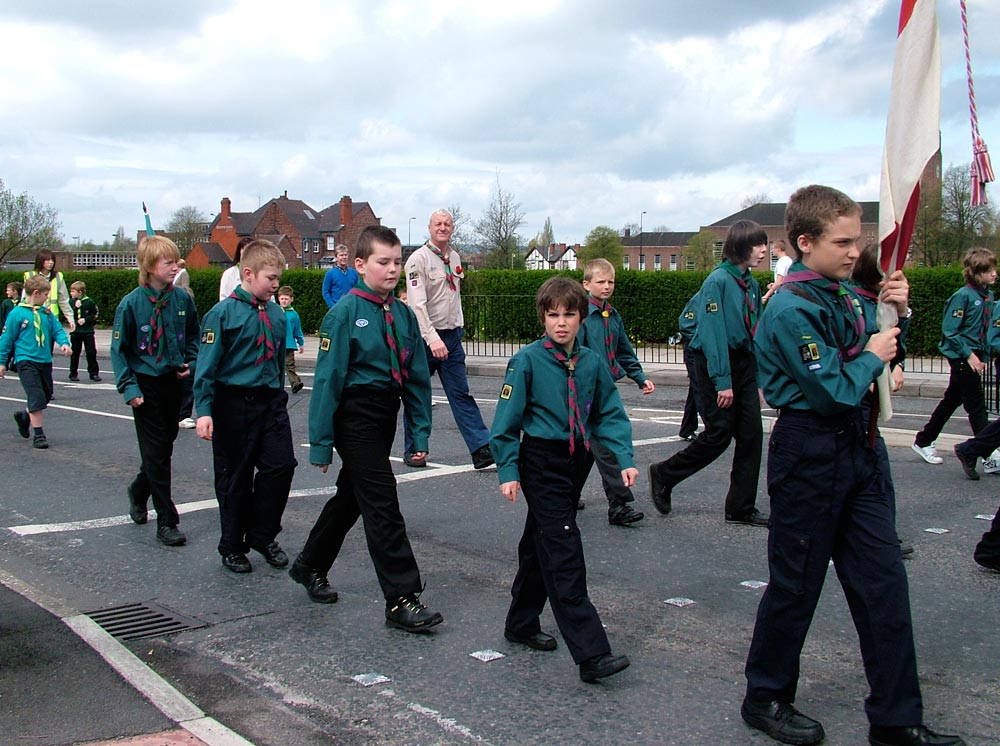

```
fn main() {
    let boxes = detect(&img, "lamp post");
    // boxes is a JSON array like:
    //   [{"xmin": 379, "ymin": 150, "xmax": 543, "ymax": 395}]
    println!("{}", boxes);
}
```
[
  {"xmin": 408, "ymin": 216, "xmax": 416, "ymax": 247},
  {"xmin": 639, "ymin": 211, "xmax": 646, "ymax": 270}
]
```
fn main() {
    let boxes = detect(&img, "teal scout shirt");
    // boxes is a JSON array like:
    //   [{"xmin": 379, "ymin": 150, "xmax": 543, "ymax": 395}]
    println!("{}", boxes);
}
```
[
  {"xmin": 937, "ymin": 283, "xmax": 993, "ymax": 360},
  {"xmin": 989, "ymin": 300, "xmax": 1000, "ymax": 355},
  {"xmin": 853, "ymin": 286, "xmax": 908, "ymax": 371},
  {"xmin": 0, "ymin": 304, "xmax": 70, "ymax": 365},
  {"xmin": 489, "ymin": 338, "xmax": 636, "ymax": 485},
  {"xmin": 580, "ymin": 298, "xmax": 648, "ymax": 386},
  {"xmin": 689, "ymin": 260, "xmax": 761, "ymax": 391},
  {"xmin": 754, "ymin": 265, "xmax": 883, "ymax": 415},
  {"xmin": 193, "ymin": 295, "xmax": 287, "ymax": 417},
  {"xmin": 110, "ymin": 285, "xmax": 200, "ymax": 404},
  {"xmin": 308, "ymin": 283, "xmax": 432, "ymax": 466},
  {"xmin": 678, "ymin": 293, "xmax": 699, "ymax": 345},
  {"xmin": 283, "ymin": 306, "xmax": 305, "ymax": 351}
]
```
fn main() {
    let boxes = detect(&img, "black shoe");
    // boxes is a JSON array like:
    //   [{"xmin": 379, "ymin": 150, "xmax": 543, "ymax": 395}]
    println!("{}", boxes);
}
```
[
  {"xmin": 741, "ymin": 699, "xmax": 825, "ymax": 745},
  {"xmin": 953, "ymin": 445, "xmax": 979, "ymax": 481},
  {"xmin": 974, "ymin": 553, "xmax": 1000, "ymax": 573},
  {"xmin": 726, "ymin": 509, "xmax": 769, "ymax": 527},
  {"xmin": 221, "ymin": 553, "xmax": 252, "ymax": 573},
  {"xmin": 403, "ymin": 452, "xmax": 427, "ymax": 468},
  {"xmin": 678, "ymin": 431, "xmax": 698, "ymax": 441},
  {"xmin": 900, "ymin": 541, "xmax": 914, "ymax": 558},
  {"xmin": 609, "ymin": 505, "xmax": 644, "ymax": 526},
  {"xmin": 13, "ymin": 411, "xmax": 30, "ymax": 439},
  {"xmin": 126, "ymin": 485, "xmax": 148, "ymax": 525},
  {"xmin": 472, "ymin": 444, "xmax": 494, "ymax": 469},
  {"xmin": 254, "ymin": 541, "xmax": 289, "ymax": 568},
  {"xmin": 648, "ymin": 463, "xmax": 672, "ymax": 515},
  {"xmin": 504, "ymin": 628, "xmax": 557, "ymax": 651},
  {"xmin": 156, "ymin": 525, "xmax": 186, "ymax": 546},
  {"xmin": 385, "ymin": 593, "xmax": 443, "ymax": 632},
  {"xmin": 68, "ymin": 374, "xmax": 80, "ymax": 382},
  {"xmin": 291, "ymin": 381, "xmax": 304, "ymax": 394},
  {"xmin": 289, "ymin": 559, "xmax": 339, "ymax": 603},
  {"xmin": 32, "ymin": 434, "xmax": 48, "ymax": 449},
  {"xmin": 90, "ymin": 375, "xmax": 102, "ymax": 382},
  {"xmin": 869, "ymin": 724, "xmax": 966, "ymax": 746},
  {"xmin": 579, "ymin": 652, "xmax": 630, "ymax": 682}
]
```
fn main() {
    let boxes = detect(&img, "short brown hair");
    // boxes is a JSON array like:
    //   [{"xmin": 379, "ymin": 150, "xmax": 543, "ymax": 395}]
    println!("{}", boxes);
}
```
[
  {"xmin": 851, "ymin": 242, "xmax": 882, "ymax": 294},
  {"xmin": 70, "ymin": 280, "xmax": 87, "ymax": 293},
  {"xmin": 277, "ymin": 285, "xmax": 294, "ymax": 298},
  {"xmin": 355, "ymin": 226, "xmax": 401, "ymax": 262},
  {"xmin": 23, "ymin": 274, "xmax": 51, "ymax": 295},
  {"xmin": 583, "ymin": 258, "xmax": 616, "ymax": 281},
  {"xmin": 7, "ymin": 281, "xmax": 23, "ymax": 294},
  {"xmin": 535, "ymin": 276, "xmax": 588, "ymax": 324},
  {"xmin": 785, "ymin": 185, "xmax": 861, "ymax": 259},
  {"xmin": 962, "ymin": 247, "xmax": 997, "ymax": 284},
  {"xmin": 240, "ymin": 239, "xmax": 285, "ymax": 274},
  {"xmin": 137, "ymin": 235, "xmax": 180, "ymax": 285}
]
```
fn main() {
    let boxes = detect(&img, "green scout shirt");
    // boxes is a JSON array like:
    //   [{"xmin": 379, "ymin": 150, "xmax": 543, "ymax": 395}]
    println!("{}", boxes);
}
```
[
  {"xmin": 0, "ymin": 304, "xmax": 70, "ymax": 365},
  {"xmin": 937, "ymin": 283, "xmax": 993, "ymax": 360},
  {"xmin": 71, "ymin": 296, "xmax": 98, "ymax": 335},
  {"xmin": 308, "ymin": 283, "xmax": 432, "ymax": 466},
  {"xmin": 853, "ymin": 286, "xmax": 908, "ymax": 371},
  {"xmin": 689, "ymin": 260, "xmax": 761, "ymax": 391},
  {"xmin": 193, "ymin": 295, "xmax": 287, "ymax": 417},
  {"xmin": 110, "ymin": 285, "xmax": 200, "ymax": 404},
  {"xmin": 677, "ymin": 293, "xmax": 699, "ymax": 345},
  {"xmin": 754, "ymin": 264, "xmax": 883, "ymax": 415},
  {"xmin": 489, "ymin": 338, "xmax": 636, "ymax": 485},
  {"xmin": 580, "ymin": 298, "xmax": 648, "ymax": 386},
  {"xmin": 989, "ymin": 300, "xmax": 1000, "ymax": 356}
]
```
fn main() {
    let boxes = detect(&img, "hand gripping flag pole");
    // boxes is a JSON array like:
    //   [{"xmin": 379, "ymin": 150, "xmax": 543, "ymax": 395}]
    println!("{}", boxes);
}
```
[
  {"xmin": 877, "ymin": 0, "xmax": 941, "ymax": 424},
  {"xmin": 142, "ymin": 202, "xmax": 155, "ymax": 237}
]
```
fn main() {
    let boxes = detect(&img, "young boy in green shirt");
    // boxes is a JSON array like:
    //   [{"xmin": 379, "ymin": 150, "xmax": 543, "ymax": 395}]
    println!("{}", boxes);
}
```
[{"xmin": 68, "ymin": 280, "xmax": 101, "ymax": 382}]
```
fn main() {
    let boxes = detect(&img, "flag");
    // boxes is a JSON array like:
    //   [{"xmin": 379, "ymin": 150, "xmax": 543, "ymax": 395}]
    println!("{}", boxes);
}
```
[
  {"xmin": 142, "ymin": 202, "xmax": 155, "ymax": 237},
  {"xmin": 878, "ymin": 0, "xmax": 941, "ymax": 273}
]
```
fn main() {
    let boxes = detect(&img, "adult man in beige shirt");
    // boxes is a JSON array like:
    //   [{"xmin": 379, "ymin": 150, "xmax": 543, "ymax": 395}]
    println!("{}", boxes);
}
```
[{"xmin": 402, "ymin": 209, "xmax": 493, "ymax": 470}]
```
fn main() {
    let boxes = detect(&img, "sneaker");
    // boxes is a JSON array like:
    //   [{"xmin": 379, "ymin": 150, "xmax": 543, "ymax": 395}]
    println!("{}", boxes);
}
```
[
  {"xmin": 471, "ymin": 444, "xmax": 494, "ymax": 469},
  {"xmin": 385, "ymin": 593, "xmax": 443, "ymax": 632},
  {"xmin": 291, "ymin": 381, "xmax": 304, "ymax": 394},
  {"xmin": 403, "ymin": 452, "xmax": 427, "ymax": 468},
  {"xmin": 68, "ymin": 374, "xmax": 80, "ymax": 382},
  {"xmin": 32, "ymin": 434, "xmax": 49, "ymax": 449},
  {"xmin": 953, "ymin": 445, "xmax": 980, "ymax": 481},
  {"xmin": 912, "ymin": 442, "xmax": 943, "ymax": 465},
  {"xmin": 984, "ymin": 450, "xmax": 1000, "ymax": 474},
  {"xmin": 89, "ymin": 375, "xmax": 102, "ymax": 382},
  {"xmin": 254, "ymin": 541, "xmax": 289, "ymax": 568},
  {"xmin": 221, "ymin": 552, "xmax": 252, "ymax": 573},
  {"xmin": 289, "ymin": 558, "xmax": 339, "ymax": 603},
  {"xmin": 608, "ymin": 505, "xmax": 645, "ymax": 526},
  {"xmin": 13, "ymin": 411, "xmax": 30, "ymax": 439},
  {"xmin": 178, "ymin": 417, "xmax": 197, "ymax": 429}
]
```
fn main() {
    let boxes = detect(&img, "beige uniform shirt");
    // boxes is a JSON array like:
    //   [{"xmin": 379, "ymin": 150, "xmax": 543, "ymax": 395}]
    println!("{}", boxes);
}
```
[{"xmin": 405, "ymin": 243, "xmax": 464, "ymax": 347}]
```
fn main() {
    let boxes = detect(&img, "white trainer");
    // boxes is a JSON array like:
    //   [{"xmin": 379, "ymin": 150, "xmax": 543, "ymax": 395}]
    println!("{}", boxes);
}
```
[
  {"xmin": 984, "ymin": 449, "xmax": 1000, "ymax": 474},
  {"xmin": 178, "ymin": 417, "xmax": 197, "ymax": 429},
  {"xmin": 912, "ymin": 442, "xmax": 943, "ymax": 464}
]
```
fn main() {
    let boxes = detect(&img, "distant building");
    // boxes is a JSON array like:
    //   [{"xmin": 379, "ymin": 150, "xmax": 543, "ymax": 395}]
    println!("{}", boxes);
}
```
[
  {"xmin": 620, "ymin": 231, "xmax": 697, "ymax": 272},
  {"xmin": 524, "ymin": 242, "xmax": 579, "ymax": 270}
]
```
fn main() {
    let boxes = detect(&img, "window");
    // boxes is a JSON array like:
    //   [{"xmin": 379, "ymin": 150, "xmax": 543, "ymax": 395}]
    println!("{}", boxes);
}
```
[
  {"xmin": 669, "ymin": 254, "xmax": 677, "ymax": 271},
  {"xmin": 327, "ymin": 237, "xmax": 336, "ymax": 251},
  {"xmin": 639, "ymin": 254, "xmax": 646, "ymax": 271},
  {"xmin": 622, "ymin": 255, "xmax": 630, "ymax": 270},
  {"xmin": 654, "ymin": 254, "xmax": 661, "ymax": 271},
  {"xmin": 303, "ymin": 209, "xmax": 315, "ymax": 219}
]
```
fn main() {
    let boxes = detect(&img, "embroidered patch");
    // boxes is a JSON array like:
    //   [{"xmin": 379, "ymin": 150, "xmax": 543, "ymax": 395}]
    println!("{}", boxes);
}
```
[
  {"xmin": 202, "ymin": 330, "xmax": 215, "ymax": 344},
  {"xmin": 411, "ymin": 280, "xmax": 418, "ymax": 286},
  {"xmin": 799, "ymin": 343, "xmax": 820, "ymax": 362},
  {"xmin": 808, "ymin": 362, "xmax": 822, "ymax": 371},
  {"xmin": 705, "ymin": 302, "xmax": 719, "ymax": 313},
  {"xmin": 408, "ymin": 271, "xmax": 419, "ymax": 280},
  {"xmin": 952, "ymin": 309, "xmax": 964, "ymax": 318},
  {"xmin": 113, "ymin": 330, "xmax": 120, "ymax": 340},
  {"xmin": 178, "ymin": 310, "xmax": 185, "ymax": 316},
  {"xmin": 500, "ymin": 384, "xmax": 513, "ymax": 400},
  {"xmin": 356, "ymin": 318, "xmax": 369, "ymax": 328},
  {"xmin": 319, "ymin": 337, "xmax": 331, "ymax": 352},
  {"xmin": 683, "ymin": 311, "xmax": 695, "ymax": 320}
]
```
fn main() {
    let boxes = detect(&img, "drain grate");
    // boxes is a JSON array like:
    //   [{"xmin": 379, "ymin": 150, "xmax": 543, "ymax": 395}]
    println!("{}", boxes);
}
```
[{"xmin": 85, "ymin": 601, "xmax": 207, "ymax": 640}]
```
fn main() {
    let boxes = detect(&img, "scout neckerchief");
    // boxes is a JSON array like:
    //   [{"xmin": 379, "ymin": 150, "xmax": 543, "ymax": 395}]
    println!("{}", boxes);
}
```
[
  {"xmin": 965, "ymin": 282, "xmax": 993, "ymax": 349},
  {"xmin": 588, "ymin": 297, "xmax": 623, "ymax": 378},
  {"xmin": 350, "ymin": 286, "xmax": 406, "ymax": 385},
  {"xmin": 783, "ymin": 267, "xmax": 866, "ymax": 360},
  {"xmin": 138, "ymin": 283, "xmax": 171, "ymax": 362},
  {"xmin": 229, "ymin": 287, "xmax": 275, "ymax": 365},
  {"xmin": 17, "ymin": 301, "xmax": 45, "ymax": 347},
  {"xmin": 542, "ymin": 337, "xmax": 590, "ymax": 455},
  {"xmin": 719, "ymin": 259, "xmax": 759, "ymax": 336},
  {"xmin": 427, "ymin": 243, "xmax": 457, "ymax": 291}
]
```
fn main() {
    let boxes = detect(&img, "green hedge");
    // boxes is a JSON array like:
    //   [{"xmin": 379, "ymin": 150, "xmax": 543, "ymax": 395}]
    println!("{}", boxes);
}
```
[{"xmin": 0, "ymin": 266, "xmax": 971, "ymax": 355}]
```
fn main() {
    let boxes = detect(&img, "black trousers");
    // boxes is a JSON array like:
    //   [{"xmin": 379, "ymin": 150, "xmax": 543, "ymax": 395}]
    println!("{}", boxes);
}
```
[
  {"xmin": 956, "ymin": 416, "xmax": 1000, "ymax": 459},
  {"xmin": 679, "ymin": 344, "xmax": 703, "ymax": 437},
  {"xmin": 974, "ymin": 505, "xmax": 1000, "ymax": 564},
  {"xmin": 69, "ymin": 333, "xmax": 99, "ymax": 378},
  {"xmin": 745, "ymin": 410, "xmax": 922, "ymax": 726},
  {"xmin": 505, "ymin": 435, "xmax": 610, "ymax": 665},
  {"xmin": 211, "ymin": 386, "xmax": 296, "ymax": 556},
  {"xmin": 590, "ymin": 436, "xmax": 633, "ymax": 509},
  {"xmin": 130, "ymin": 373, "xmax": 182, "ymax": 528},
  {"xmin": 915, "ymin": 357, "xmax": 988, "ymax": 446},
  {"xmin": 298, "ymin": 390, "xmax": 422, "ymax": 599},
  {"xmin": 177, "ymin": 373, "xmax": 194, "ymax": 420},
  {"xmin": 651, "ymin": 348, "xmax": 762, "ymax": 517}
]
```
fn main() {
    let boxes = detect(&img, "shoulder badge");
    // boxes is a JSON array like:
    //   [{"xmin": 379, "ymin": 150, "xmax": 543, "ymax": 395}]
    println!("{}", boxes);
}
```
[
  {"xmin": 202, "ymin": 330, "xmax": 215, "ymax": 344},
  {"xmin": 705, "ymin": 302, "xmax": 719, "ymax": 313},
  {"xmin": 500, "ymin": 383, "xmax": 513, "ymax": 400},
  {"xmin": 319, "ymin": 336, "xmax": 331, "ymax": 352},
  {"xmin": 113, "ymin": 330, "xmax": 120, "ymax": 340},
  {"xmin": 799, "ymin": 343, "xmax": 820, "ymax": 362},
  {"xmin": 952, "ymin": 308, "xmax": 964, "ymax": 318}
]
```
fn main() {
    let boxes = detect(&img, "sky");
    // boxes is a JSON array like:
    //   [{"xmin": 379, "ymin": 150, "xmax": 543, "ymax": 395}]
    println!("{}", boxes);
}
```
[{"xmin": 1, "ymin": 0, "xmax": 998, "ymax": 249}]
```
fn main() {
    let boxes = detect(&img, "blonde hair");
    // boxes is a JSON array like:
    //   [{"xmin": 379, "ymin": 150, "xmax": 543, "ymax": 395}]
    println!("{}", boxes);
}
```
[
  {"xmin": 23, "ymin": 274, "xmax": 51, "ymax": 295},
  {"xmin": 138, "ymin": 235, "xmax": 180, "ymax": 285},
  {"xmin": 240, "ymin": 239, "xmax": 285, "ymax": 274},
  {"xmin": 70, "ymin": 280, "xmax": 87, "ymax": 293},
  {"xmin": 584, "ymin": 258, "xmax": 616, "ymax": 281}
]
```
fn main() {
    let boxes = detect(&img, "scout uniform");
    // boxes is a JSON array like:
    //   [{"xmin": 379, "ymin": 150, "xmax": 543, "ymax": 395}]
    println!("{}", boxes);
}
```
[
  {"xmin": 490, "ymin": 338, "xmax": 634, "ymax": 665},
  {"xmin": 914, "ymin": 282, "xmax": 994, "ymax": 449},
  {"xmin": 69, "ymin": 294, "xmax": 100, "ymax": 380},
  {"xmin": 282, "ymin": 303, "xmax": 306, "ymax": 392},
  {"xmin": 111, "ymin": 284, "xmax": 200, "ymax": 531},
  {"xmin": 194, "ymin": 288, "xmax": 296, "ymax": 561},
  {"xmin": 0, "ymin": 302, "xmax": 70, "ymax": 413},
  {"xmin": 299, "ymin": 281, "xmax": 433, "ymax": 600},
  {"xmin": 649, "ymin": 259, "xmax": 764, "ymax": 521},
  {"xmin": 744, "ymin": 262, "xmax": 923, "ymax": 729},
  {"xmin": 580, "ymin": 295, "xmax": 648, "ymax": 516},
  {"xmin": 677, "ymin": 293, "xmax": 702, "ymax": 440}
]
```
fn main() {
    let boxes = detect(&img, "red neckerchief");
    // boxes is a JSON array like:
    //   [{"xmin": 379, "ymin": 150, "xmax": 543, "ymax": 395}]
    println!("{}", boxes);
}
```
[
  {"xmin": 784, "ymin": 269, "xmax": 866, "ymax": 359},
  {"xmin": 350, "ymin": 287, "xmax": 406, "ymax": 385},
  {"xmin": 427, "ymin": 243, "xmax": 457, "ymax": 290},
  {"xmin": 139, "ymin": 284, "xmax": 170, "ymax": 363},
  {"xmin": 230, "ymin": 287, "xmax": 275, "ymax": 365},
  {"xmin": 589, "ymin": 297, "xmax": 622, "ymax": 378},
  {"xmin": 542, "ymin": 338, "xmax": 589, "ymax": 455}
]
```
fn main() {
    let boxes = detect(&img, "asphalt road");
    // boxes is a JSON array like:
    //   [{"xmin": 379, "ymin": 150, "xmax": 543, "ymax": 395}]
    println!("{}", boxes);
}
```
[{"xmin": 1, "ymin": 365, "xmax": 998, "ymax": 746}]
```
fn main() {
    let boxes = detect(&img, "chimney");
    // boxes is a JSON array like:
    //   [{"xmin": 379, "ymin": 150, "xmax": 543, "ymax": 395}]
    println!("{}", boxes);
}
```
[
  {"xmin": 220, "ymin": 197, "xmax": 231, "ymax": 219},
  {"xmin": 339, "ymin": 195, "xmax": 352, "ymax": 226},
  {"xmin": 280, "ymin": 190, "xmax": 288, "ymax": 200},
  {"xmin": 624, "ymin": 228, "xmax": 631, "ymax": 238}
]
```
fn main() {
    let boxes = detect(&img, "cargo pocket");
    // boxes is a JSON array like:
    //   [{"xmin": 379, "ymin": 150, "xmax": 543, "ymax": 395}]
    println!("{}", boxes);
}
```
[{"xmin": 768, "ymin": 531, "xmax": 812, "ymax": 596}]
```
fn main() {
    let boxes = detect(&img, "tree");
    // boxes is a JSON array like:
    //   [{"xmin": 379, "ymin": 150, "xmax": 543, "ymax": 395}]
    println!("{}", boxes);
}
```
[
  {"xmin": 578, "ymin": 226, "xmax": 623, "ymax": 265},
  {"xmin": 938, "ymin": 163, "xmax": 996, "ymax": 263},
  {"xmin": 910, "ymin": 184, "xmax": 945, "ymax": 266},
  {"xmin": 740, "ymin": 192, "xmax": 772, "ymax": 209},
  {"xmin": 527, "ymin": 216, "xmax": 555, "ymax": 251},
  {"xmin": 474, "ymin": 175, "xmax": 525, "ymax": 269},
  {"xmin": 0, "ymin": 179, "xmax": 61, "ymax": 264},
  {"xmin": 683, "ymin": 230, "xmax": 720, "ymax": 271},
  {"xmin": 166, "ymin": 205, "xmax": 208, "ymax": 257}
]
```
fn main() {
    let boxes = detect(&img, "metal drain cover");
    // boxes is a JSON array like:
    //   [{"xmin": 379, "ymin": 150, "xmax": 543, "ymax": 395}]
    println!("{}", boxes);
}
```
[{"xmin": 85, "ymin": 601, "xmax": 207, "ymax": 640}]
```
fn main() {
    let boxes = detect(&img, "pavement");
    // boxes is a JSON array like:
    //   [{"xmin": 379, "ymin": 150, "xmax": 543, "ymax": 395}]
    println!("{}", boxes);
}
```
[{"xmin": 0, "ymin": 328, "xmax": 989, "ymax": 746}]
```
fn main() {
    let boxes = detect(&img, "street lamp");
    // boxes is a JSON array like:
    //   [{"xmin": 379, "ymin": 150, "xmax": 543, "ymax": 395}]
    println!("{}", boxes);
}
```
[
  {"xmin": 408, "ymin": 216, "xmax": 416, "ymax": 247},
  {"xmin": 639, "ymin": 211, "xmax": 646, "ymax": 270}
]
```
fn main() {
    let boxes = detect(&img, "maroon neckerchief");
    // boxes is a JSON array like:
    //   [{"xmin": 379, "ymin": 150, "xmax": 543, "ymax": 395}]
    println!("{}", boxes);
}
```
[
  {"xmin": 139, "ymin": 283, "xmax": 170, "ymax": 363},
  {"xmin": 719, "ymin": 260, "xmax": 758, "ymax": 336},
  {"xmin": 589, "ymin": 297, "xmax": 623, "ymax": 378},
  {"xmin": 229, "ymin": 287, "xmax": 275, "ymax": 365},
  {"xmin": 784, "ymin": 269, "xmax": 866, "ymax": 359},
  {"xmin": 350, "ymin": 287, "xmax": 406, "ymax": 385},
  {"xmin": 542, "ymin": 338, "xmax": 589, "ymax": 455},
  {"xmin": 965, "ymin": 282, "xmax": 992, "ymax": 348},
  {"xmin": 427, "ymin": 243, "xmax": 457, "ymax": 290}
]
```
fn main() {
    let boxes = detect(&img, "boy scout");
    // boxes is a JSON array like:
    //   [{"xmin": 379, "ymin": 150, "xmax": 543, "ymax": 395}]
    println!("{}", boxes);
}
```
[
  {"xmin": 741, "ymin": 185, "xmax": 964, "ymax": 746},
  {"xmin": 491, "ymin": 276, "xmax": 636, "ymax": 682},
  {"xmin": 194, "ymin": 239, "xmax": 296, "ymax": 573}
]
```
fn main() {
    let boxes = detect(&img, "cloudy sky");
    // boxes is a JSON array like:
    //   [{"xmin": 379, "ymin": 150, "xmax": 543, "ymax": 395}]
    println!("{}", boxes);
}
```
[{"xmin": 1, "ymin": 0, "xmax": 997, "ymax": 248}]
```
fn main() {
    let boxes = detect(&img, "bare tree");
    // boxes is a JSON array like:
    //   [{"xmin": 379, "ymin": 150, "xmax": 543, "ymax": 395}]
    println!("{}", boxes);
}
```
[
  {"xmin": 166, "ymin": 205, "xmax": 208, "ymax": 256},
  {"xmin": 740, "ymin": 192, "xmax": 772, "ymax": 209},
  {"xmin": 474, "ymin": 175, "xmax": 525, "ymax": 269},
  {"xmin": 446, "ymin": 203, "xmax": 475, "ymax": 252},
  {"xmin": 939, "ymin": 164, "xmax": 996, "ymax": 263},
  {"xmin": 528, "ymin": 216, "xmax": 555, "ymax": 250},
  {"xmin": 0, "ymin": 179, "xmax": 61, "ymax": 264}
]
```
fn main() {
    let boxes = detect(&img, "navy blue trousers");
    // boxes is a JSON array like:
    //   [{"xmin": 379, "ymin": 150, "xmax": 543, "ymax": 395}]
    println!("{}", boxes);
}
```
[{"xmin": 745, "ymin": 410, "xmax": 922, "ymax": 726}]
